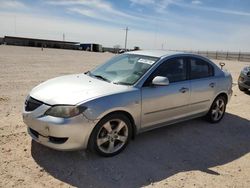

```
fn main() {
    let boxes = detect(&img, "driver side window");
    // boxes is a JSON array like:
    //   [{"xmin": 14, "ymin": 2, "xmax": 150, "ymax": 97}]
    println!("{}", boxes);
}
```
[{"xmin": 143, "ymin": 57, "xmax": 187, "ymax": 86}]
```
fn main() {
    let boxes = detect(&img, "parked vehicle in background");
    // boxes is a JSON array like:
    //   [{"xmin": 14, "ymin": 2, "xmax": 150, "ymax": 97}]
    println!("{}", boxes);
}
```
[
  {"xmin": 238, "ymin": 66, "xmax": 250, "ymax": 91},
  {"xmin": 23, "ymin": 50, "xmax": 233, "ymax": 157}
]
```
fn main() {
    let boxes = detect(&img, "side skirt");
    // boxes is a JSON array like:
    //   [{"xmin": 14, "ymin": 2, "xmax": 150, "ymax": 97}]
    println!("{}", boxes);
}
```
[{"xmin": 137, "ymin": 111, "xmax": 207, "ymax": 134}]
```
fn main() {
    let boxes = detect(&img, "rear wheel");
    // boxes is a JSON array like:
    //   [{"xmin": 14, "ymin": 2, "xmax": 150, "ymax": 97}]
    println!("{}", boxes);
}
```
[
  {"xmin": 89, "ymin": 113, "xmax": 132, "ymax": 157},
  {"xmin": 206, "ymin": 96, "xmax": 226, "ymax": 123}
]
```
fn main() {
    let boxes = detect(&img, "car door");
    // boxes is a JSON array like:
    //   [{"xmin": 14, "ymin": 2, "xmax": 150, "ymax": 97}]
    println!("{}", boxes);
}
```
[
  {"xmin": 188, "ymin": 57, "xmax": 217, "ymax": 114},
  {"xmin": 141, "ymin": 57, "xmax": 190, "ymax": 129}
]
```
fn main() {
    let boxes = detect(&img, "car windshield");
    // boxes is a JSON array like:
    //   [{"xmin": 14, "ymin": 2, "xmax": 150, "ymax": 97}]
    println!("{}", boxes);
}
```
[{"xmin": 89, "ymin": 54, "xmax": 159, "ymax": 85}]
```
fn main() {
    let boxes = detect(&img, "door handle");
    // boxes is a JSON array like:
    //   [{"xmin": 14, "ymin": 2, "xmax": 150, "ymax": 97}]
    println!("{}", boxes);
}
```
[
  {"xmin": 209, "ymin": 83, "xmax": 215, "ymax": 88},
  {"xmin": 179, "ymin": 87, "xmax": 189, "ymax": 93}
]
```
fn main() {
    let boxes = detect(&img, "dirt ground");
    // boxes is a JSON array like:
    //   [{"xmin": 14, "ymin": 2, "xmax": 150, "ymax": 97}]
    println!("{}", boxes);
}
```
[{"xmin": 0, "ymin": 45, "xmax": 249, "ymax": 188}]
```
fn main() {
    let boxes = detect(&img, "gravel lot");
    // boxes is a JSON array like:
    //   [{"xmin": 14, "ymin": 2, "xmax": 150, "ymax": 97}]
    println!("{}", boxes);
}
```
[{"xmin": 0, "ymin": 45, "xmax": 250, "ymax": 188}]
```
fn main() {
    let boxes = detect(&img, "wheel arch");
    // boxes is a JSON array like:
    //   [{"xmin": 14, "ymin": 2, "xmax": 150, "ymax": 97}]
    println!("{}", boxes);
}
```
[
  {"xmin": 214, "ymin": 92, "xmax": 228, "ymax": 104},
  {"xmin": 102, "ymin": 110, "xmax": 137, "ymax": 139},
  {"xmin": 87, "ymin": 110, "xmax": 137, "ymax": 149}
]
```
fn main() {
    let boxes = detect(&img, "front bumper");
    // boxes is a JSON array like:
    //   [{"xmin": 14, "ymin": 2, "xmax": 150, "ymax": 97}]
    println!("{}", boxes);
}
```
[
  {"xmin": 23, "ymin": 104, "xmax": 97, "ymax": 151},
  {"xmin": 238, "ymin": 74, "xmax": 250, "ymax": 90}
]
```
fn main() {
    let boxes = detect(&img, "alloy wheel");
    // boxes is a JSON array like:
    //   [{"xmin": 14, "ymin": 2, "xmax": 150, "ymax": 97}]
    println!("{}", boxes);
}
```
[
  {"xmin": 211, "ymin": 98, "xmax": 225, "ymax": 121},
  {"xmin": 96, "ymin": 119, "xmax": 128, "ymax": 154}
]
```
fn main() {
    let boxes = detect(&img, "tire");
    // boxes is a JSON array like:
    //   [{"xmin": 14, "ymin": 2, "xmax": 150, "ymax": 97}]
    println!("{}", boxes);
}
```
[
  {"xmin": 238, "ymin": 84, "xmax": 247, "ymax": 91},
  {"xmin": 206, "ymin": 96, "xmax": 227, "ymax": 123},
  {"xmin": 88, "ymin": 113, "xmax": 132, "ymax": 157}
]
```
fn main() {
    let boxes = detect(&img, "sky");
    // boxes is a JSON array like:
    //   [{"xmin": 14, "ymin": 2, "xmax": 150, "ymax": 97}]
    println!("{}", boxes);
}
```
[{"xmin": 0, "ymin": 0, "xmax": 250, "ymax": 51}]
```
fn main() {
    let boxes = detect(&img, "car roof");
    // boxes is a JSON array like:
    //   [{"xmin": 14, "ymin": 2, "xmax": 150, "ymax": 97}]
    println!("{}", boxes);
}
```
[{"xmin": 125, "ymin": 50, "xmax": 184, "ymax": 58}]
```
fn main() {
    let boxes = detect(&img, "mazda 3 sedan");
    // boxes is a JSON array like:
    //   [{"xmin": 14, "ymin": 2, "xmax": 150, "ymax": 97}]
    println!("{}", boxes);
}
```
[{"xmin": 23, "ymin": 50, "xmax": 233, "ymax": 157}]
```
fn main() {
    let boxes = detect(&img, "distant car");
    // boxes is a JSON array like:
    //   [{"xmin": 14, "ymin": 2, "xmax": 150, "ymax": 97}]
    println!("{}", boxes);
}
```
[
  {"xmin": 238, "ymin": 66, "xmax": 250, "ymax": 91},
  {"xmin": 23, "ymin": 51, "xmax": 233, "ymax": 157},
  {"xmin": 118, "ymin": 49, "xmax": 125, "ymax": 54}
]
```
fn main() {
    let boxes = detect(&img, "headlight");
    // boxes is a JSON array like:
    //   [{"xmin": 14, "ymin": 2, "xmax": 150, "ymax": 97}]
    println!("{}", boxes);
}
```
[
  {"xmin": 45, "ymin": 105, "xmax": 87, "ymax": 118},
  {"xmin": 242, "ymin": 66, "xmax": 250, "ymax": 75}
]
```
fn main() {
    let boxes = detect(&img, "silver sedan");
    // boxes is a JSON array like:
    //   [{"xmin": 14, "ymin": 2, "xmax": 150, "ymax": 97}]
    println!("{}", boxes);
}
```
[{"xmin": 23, "ymin": 50, "xmax": 233, "ymax": 157}]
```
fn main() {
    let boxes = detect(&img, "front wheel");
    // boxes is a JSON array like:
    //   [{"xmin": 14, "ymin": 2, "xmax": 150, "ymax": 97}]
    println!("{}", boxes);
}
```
[
  {"xmin": 88, "ymin": 113, "xmax": 132, "ymax": 157},
  {"xmin": 206, "ymin": 96, "xmax": 227, "ymax": 123}
]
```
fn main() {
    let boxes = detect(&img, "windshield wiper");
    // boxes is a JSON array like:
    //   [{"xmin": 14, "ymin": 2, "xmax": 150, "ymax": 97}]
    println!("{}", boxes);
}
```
[
  {"xmin": 112, "ymin": 81, "xmax": 131, "ymax": 86},
  {"xmin": 91, "ymin": 74, "xmax": 111, "ymax": 82}
]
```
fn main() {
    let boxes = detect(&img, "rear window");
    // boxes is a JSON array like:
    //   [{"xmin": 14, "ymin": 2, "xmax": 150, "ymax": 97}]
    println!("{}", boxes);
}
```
[{"xmin": 190, "ymin": 58, "xmax": 214, "ymax": 79}]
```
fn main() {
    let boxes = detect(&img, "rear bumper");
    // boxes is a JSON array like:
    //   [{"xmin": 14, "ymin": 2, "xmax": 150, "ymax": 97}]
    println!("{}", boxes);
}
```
[{"xmin": 23, "ymin": 104, "xmax": 97, "ymax": 151}]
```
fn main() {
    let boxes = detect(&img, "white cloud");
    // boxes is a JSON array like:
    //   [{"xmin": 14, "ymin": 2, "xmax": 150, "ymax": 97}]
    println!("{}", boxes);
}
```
[
  {"xmin": 68, "ymin": 7, "xmax": 124, "ymax": 23},
  {"xmin": 191, "ymin": 0, "xmax": 202, "ymax": 5},
  {"xmin": 130, "ymin": 0, "xmax": 155, "ymax": 5},
  {"xmin": 156, "ymin": 0, "xmax": 176, "ymax": 13},
  {"xmin": 0, "ymin": 0, "xmax": 26, "ymax": 9},
  {"xmin": 175, "ymin": 2, "xmax": 250, "ymax": 17},
  {"xmin": 47, "ymin": 0, "xmax": 112, "ymax": 9},
  {"xmin": 204, "ymin": 7, "xmax": 250, "ymax": 17},
  {"xmin": 130, "ymin": 0, "xmax": 177, "ymax": 13},
  {"xmin": 130, "ymin": 0, "xmax": 250, "ymax": 17},
  {"xmin": 47, "ymin": 0, "xmax": 172, "ymax": 27},
  {"xmin": 47, "ymin": 0, "xmax": 133, "ymax": 19}
]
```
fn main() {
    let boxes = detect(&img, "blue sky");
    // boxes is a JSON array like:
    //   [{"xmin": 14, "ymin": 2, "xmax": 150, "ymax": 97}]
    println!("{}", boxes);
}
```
[{"xmin": 0, "ymin": 0, "xmax": 250, "ymax": 51}]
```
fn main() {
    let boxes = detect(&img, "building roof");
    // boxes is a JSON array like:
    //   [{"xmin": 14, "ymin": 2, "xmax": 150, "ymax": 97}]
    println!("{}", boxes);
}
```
[{"xmin": 4, "ymin": 36, "xmax": 79, "ymax": 44}]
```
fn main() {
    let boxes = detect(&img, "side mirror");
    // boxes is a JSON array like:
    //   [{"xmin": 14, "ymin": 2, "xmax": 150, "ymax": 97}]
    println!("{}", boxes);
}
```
[{"xmin": 152, "ymin": 76, "xmax": 169, "ymax": 86}]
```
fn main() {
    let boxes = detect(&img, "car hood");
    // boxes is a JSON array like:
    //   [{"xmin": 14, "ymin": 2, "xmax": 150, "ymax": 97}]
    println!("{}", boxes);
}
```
[{"xmin": 30, "ymin": 74, "xmax": 129, "ymax": 105}]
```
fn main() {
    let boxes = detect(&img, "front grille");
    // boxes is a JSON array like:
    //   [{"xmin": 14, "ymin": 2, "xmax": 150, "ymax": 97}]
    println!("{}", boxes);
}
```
[{"xmin": 25, "ymin": 97, "xmax": 43, "ymax": 111}]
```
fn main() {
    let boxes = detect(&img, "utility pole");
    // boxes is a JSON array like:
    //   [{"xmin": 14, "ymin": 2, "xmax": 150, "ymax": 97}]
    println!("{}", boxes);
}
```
[
  {"xmin": 14, "ymin": 15, "xmax": 16, "ymax": 36},
  {"xmin": 63, "ymin": 33, "xmax": 65, "ymax": 41},
  {"xmin": 124, "ymin": 27, "xmax": 129, "ymax": 51},
  {"xmin": 161, "ymin": 41, "xmax": 167, "ymax": 50}
]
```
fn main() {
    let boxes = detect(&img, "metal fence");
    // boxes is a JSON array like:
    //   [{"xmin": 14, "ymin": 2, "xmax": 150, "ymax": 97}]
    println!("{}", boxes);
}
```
[{"xmin": 171, "ymin": 50, "xmax": 250, "ymax": 62}]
